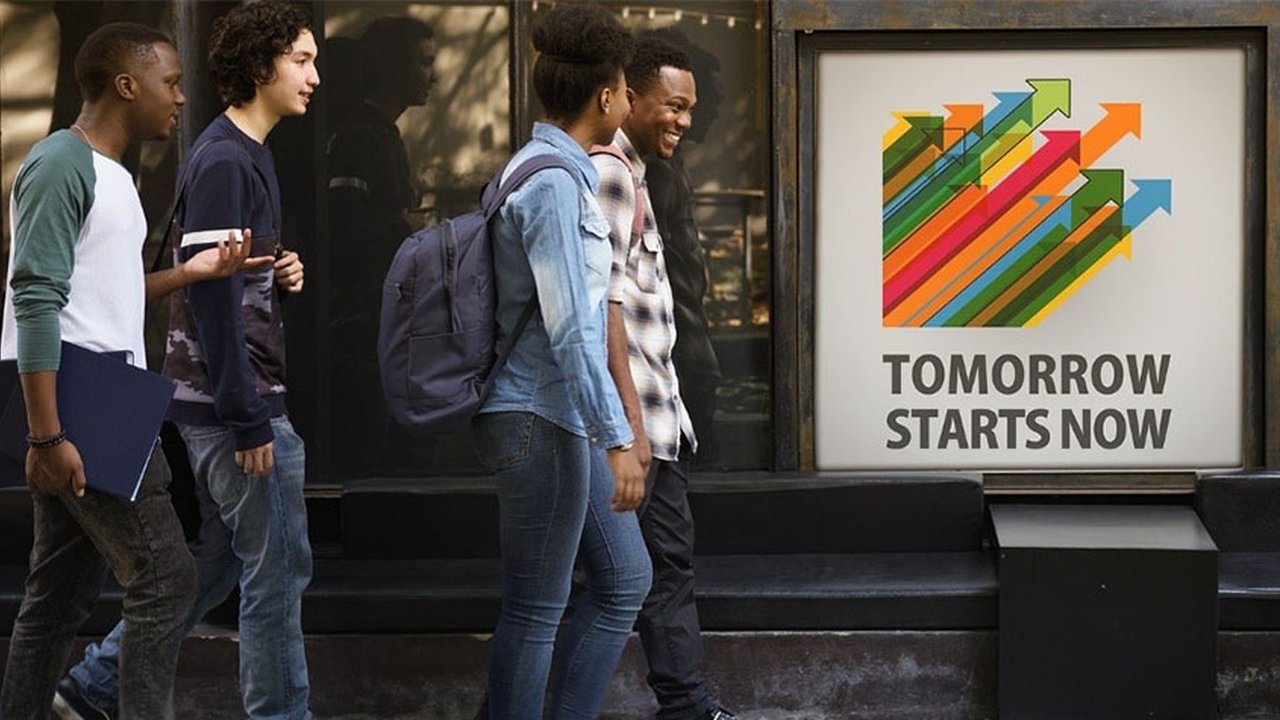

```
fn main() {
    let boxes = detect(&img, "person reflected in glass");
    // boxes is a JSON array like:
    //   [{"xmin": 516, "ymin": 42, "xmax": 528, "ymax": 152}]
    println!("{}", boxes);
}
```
[
  {"xmin": 322, "ymin": 36, "xmax": 367, "ymax": 134},
  {"xmin": 326, "ymin": 16, "xmax": 436, "ymax": 476},
  {"xmin": 473, "ymin": 4, "xmax": 650, "ymax": 718}
]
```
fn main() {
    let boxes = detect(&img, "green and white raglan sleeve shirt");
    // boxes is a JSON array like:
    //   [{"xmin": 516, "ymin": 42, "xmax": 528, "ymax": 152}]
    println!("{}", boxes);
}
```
[{"xmin": 1, "ymin": 130, "xmax": 149, "ymax": 372}]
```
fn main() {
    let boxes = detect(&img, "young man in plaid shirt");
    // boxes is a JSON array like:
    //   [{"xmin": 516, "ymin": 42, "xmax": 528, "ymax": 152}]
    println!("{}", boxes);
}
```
[{"xmin": 592, "ymin": 36, "xmax": 736, "ymax": 720}]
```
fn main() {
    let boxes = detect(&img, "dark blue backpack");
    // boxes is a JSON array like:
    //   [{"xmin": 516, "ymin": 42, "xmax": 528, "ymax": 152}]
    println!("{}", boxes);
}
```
[{"xmin": 377, "ymin": 154, "xmax": 573, "ymax": 431}]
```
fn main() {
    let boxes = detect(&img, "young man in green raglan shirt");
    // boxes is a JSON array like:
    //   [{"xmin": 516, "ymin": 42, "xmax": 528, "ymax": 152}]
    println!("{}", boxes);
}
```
[{"xmin": 0, "ymin": 22, "xmax": 268, "ymax": 720}]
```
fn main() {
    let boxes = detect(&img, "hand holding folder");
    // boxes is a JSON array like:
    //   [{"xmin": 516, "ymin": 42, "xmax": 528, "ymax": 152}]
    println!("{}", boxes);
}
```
[{"xmin": 0, "ymin": 342, "xmax": 176, "ymax": 501}]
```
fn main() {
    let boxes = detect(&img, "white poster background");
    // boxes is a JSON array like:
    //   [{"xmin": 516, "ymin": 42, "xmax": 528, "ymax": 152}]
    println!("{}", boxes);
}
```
[{"xmin": 815, "ymin": 48, "xmax": 1245, "ymax": 471}]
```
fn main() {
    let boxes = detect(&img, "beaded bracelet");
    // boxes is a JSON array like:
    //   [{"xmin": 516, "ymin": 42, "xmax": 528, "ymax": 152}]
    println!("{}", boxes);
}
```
[{"xmin": 27, "ymin": 429, "xmax": 67, "ymax": 449}]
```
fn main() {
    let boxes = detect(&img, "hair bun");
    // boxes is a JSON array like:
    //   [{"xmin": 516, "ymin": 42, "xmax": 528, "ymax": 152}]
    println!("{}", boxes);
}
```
[{"xmin": 532, "ymin": 3, "xmax": 631, "ymax": 67}]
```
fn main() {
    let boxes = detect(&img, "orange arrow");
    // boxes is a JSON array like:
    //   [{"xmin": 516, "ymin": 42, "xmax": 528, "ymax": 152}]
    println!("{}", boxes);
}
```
[
  {"xmin": 1080, "ymin": 103, "xmax": 1141, "ymax": 167},
  {"xmin": 943, "ymin": 104, "xmax": 985, "ymax": 150},
  {"xmin": 1013, "ymin": 150, "xmax": 1083, "ymax": 211}
]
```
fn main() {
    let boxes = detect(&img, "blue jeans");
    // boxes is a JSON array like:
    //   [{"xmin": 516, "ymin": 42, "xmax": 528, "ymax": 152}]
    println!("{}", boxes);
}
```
[
  {"xmin": 68, "ymin": 416, "xmax": 313, "ymax": 720},
  {"xmin": 474, "ymin": 412, "xmax": 651, "ymax": 720}
]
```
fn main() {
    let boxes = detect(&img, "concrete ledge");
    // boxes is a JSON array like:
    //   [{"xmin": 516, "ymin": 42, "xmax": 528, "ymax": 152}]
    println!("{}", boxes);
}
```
[
  {"xmin": 3, "ymin": 631, "xmax": 1277, "ymax": 718},
  {"xmin": 2, "ymin": 631, "xmax": 995, "ymax": 719}
]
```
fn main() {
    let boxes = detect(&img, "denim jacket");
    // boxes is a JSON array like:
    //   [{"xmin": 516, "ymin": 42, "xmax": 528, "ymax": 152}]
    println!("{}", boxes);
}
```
[{"xmin": 479, "ymin": 122, "xmax": 632, "ymax": 449}]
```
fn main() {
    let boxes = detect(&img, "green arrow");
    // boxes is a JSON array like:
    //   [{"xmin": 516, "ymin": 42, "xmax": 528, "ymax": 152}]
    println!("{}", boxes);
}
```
[
  {"xmin": 1028, "ymin": 79, "xmax": 1071, "ymax": 125},
  {"xmin": 1069, "ymin": 169, "xmax": 1125, "ymax": 226},
  {"xmin": 997, "ymin": 213, "xmax": 1129, "ymax": 325},
  {"xmin": 883, "ymin": 115, "xmax": 945, "ymax": 180}
]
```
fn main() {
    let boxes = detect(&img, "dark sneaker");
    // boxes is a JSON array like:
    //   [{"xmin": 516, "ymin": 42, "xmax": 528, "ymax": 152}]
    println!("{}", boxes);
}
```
[
  {"xmin": 52, "ymin": 677, "xmax": 116, "ymax": 720},
  {"xmin": 700, "ymin": 708, "xmax": 737, "ymax": 720}
]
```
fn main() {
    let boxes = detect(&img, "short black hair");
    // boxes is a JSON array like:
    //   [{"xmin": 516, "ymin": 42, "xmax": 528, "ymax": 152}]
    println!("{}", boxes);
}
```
[
  {"xmin": 625, "ymin": 36, "xmax": 691, "ymax": 95},
  {"xmin": 209, "ymin": 0, "xmax": 313, "ymax": 106},
  {"xmin": 640, "ymin": 27, "xmax": 722, "ymax": 141},
  {"xmin": 75, "ymin": 22, "xmax": 171, "ymax": 102},
  {"xmin": 642, "ymin": 27, "xmax": 720, "ymax": 82},
  {"xmin": 360, "ymin": 16, "xmax": 434, "ymax": 93},
  {"xmin": 531, "ymin": 3, "xmax": 635, "ymax": 120}
]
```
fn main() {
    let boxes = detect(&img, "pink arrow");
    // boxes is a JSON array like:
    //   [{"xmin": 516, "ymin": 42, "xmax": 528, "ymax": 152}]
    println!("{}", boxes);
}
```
[{"xmin": 884, "ymin": 130, "xmax": 1081, "ymax": 313}]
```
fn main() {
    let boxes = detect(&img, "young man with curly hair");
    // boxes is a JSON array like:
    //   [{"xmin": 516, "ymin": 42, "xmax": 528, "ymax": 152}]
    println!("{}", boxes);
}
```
[{"xmin": 54, "ymin": 4, "xmax": 317, "ymax": 719}]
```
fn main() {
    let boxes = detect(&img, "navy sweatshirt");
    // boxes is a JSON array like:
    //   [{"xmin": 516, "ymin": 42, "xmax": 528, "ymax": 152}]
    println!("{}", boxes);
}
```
[{"xmin": 163, "ymin": 114, "xmax": 288, "ymax": 450}]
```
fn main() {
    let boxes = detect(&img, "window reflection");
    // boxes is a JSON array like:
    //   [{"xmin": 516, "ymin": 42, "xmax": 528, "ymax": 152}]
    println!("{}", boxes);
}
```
[
  {"xmin": 321, "ymin": 2, "xmax": 510, "ymax": 480},
  {"xmin": 0, "ymin": 1, "xmax": 769, "ymax": 482}
]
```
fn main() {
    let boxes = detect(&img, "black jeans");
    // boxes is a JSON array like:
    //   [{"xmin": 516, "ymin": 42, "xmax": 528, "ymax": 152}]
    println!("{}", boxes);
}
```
[
  {"xmin": 637, "ymin": 446, "xmax": 715, "ymax": 719},
  {"xmin": 1, "ymin": 446, "xmax": 196, "ymax": 720}
]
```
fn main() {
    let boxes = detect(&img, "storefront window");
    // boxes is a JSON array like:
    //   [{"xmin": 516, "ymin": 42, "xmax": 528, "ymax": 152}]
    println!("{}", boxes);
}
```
[{"xmin": 0, "ymin": 0, "xmax": 769, "ymax": 484}]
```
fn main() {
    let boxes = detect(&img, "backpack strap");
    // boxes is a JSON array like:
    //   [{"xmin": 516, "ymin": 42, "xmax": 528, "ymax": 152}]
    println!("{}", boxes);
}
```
[
  {"xmin": 149, "ymin": 137, "xmax": 234, "ymax": 274},
  {"xmin": 477, "ymin": 154, "xmax": 577, "ymax": 393},
  {"xmin": 589, "ymin": 144, "xmax": 646, "ymax": 243},
  {"xmin": 481, "ymin": 293, "xmax": 540, "ymax": 393}
]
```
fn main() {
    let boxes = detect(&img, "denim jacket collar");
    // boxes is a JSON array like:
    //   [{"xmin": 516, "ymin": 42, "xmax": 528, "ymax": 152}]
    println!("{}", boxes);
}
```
[{"xmin": 531, "ymin": 121, "xmax": 599, "ymax": 194}]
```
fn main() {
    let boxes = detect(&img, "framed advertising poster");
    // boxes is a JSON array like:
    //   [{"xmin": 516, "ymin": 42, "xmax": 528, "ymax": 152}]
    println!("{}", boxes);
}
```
[{"xmin": 799, "ymin": 30, "xmax": 1264, "ymax": 479}]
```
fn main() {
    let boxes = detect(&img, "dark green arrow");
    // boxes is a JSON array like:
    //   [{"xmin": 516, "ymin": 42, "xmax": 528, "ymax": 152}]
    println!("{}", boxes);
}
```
[
  {"xmin": 1069, "ymin": 169, "xmax": 1125, "ymax": 226},
  {"xmin": 883, "ymin": 115, "xmax": 946, "ymax": 181},
  {"xmin": 996, "ymin": 213, "xmax": 1130, "ymax": 326}
]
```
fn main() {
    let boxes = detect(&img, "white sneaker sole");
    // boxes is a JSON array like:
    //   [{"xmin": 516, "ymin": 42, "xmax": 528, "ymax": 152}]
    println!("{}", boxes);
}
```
[{"xmin": 52, "ymin": 690, "xmax": 97, "ymax": 720}]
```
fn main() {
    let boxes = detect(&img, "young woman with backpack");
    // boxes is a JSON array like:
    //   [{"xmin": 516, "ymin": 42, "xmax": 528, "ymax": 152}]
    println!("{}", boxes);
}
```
[{"xmin": 472, "ymin": 4, "xmax": 652, "ymax": 718}]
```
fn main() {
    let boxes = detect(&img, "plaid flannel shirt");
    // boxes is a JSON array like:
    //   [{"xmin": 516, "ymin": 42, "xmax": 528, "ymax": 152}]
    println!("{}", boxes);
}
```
[{"xmin": 592, "ymin": 129, "xmax": 696, "ymax": 461}]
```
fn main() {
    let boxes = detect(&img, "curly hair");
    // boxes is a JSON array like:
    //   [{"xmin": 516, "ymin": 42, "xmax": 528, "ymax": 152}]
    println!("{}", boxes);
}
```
[
  {"xmin": 625, "ymin": 36, "xmax": 691, "ymax": 95},
  {"xmin": 75, "ymin": 23, "xmax": 171, "ymax": 102},
  {"xmin": 209, "ymin": 1, "xmax": 313, "ymax": 106},
  {"xmin": 531, "ymin": 3, "xmax": 634, "ymax": 120}
]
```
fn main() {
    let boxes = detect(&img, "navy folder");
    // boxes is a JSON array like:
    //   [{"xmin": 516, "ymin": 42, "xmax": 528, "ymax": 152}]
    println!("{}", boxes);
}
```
[{"xmin": 0, "ymin": 342, "xmax": 176, "ymax": 501}]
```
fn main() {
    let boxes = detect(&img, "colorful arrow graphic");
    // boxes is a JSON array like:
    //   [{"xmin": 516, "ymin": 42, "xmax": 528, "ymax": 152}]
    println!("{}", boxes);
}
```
[{"xmin": 880, "ymin": 79, "xmax": 1172, "ymax": 328}]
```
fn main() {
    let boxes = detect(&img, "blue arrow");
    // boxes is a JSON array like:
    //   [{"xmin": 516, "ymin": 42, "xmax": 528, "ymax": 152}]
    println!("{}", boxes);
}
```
[
  {"xmin": 1120, "ymin": 178, "xmax": 1172, "ymax": 229},
  {"xmin": 883, "ymin": 153, "xmax": 965, "ymax": 219},
  {"xmin": 987, "ymin": 91, "xmax": 1033, "ymax": 129},
  {"xmin": 927, "ymin": 198, "xmax": 1072, "ymax": 327}
]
